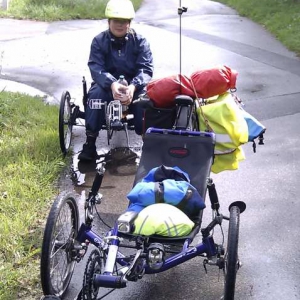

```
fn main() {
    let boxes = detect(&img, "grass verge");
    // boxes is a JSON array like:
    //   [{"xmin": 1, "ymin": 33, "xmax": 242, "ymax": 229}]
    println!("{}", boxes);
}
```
[
  {"xmin": 0, "ymin": 91, "xmax": 66, "ymax": 299},
  {"xmin": 215, "ymin": 0, "xmax": 300, "ymax": 56},
  {"xmin": 0, "ymin": 0, "xmax": 143, "ymax": 297},
  {"xmin": 0, "ymin": 0, "xmax": 142, "ymax": 21}
]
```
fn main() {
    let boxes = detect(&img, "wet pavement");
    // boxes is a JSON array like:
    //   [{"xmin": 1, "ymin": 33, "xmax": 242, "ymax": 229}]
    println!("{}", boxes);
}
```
[{"xmin": 1, "ymin": 0, "xmax": 300, "ymax": 299}]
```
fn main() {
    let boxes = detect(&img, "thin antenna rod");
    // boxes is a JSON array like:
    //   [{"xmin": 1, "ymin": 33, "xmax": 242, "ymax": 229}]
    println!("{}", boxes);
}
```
[{"xmin": 178, "ymin": 4, "xmax": 187, "ymax": 94}]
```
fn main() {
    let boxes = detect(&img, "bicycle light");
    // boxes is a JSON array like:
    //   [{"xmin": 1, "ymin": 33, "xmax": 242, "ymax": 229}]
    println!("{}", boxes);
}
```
[
  {"xmin": 117, "ymin": 211, "xmax": 138, "ymax": 233},
  {"xmin": 147, "ymin": 243, "xmax": 165, "ymax": 270}
]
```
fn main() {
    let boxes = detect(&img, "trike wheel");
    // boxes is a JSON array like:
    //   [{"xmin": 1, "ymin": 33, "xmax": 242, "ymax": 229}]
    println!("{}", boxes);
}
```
[
  {"xmin": 106, "ymin": 109, "xmax": 113, "ymax": 145},
  {"xmin": 59, "ymin": 91, "xmax": 73, "ymax": 155},
  {"xmin": 40, "ymin": 192, "xmax": 79, "ymax": 297},
  {"xmin": 192, "ymin": 106, "xmax": 199, "ymax": 131},
  {"xmin": 82, "ymin": 249, "xmax": 106, "ymax": 300},
  {"xmin": 224, "ymin": 205, "xmax": 240, "ymax": 300}
]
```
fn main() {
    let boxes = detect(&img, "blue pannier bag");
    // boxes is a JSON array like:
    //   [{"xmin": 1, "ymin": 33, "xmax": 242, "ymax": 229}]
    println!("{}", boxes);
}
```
[
  {"xmin": 127, "ymin": 165, "xmax": 206, "ymax": 218},
  {"xmin": 240, "ymin": 108, "xmax": 266, "ymax": 142}
]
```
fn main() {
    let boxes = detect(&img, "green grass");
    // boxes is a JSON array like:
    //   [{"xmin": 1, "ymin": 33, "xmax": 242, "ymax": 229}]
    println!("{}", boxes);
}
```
[
  {"xmin": 0, "ymin": 1, "xmax": 145, "ymax": 298},
  {"xmin": 214, "ymin": 0, "xmax": 300, "ymax": 56},
  {"xmin": 0, "ymin": 91, "xmax": 66, "ymax": 299},
  {"xmin": 1, "ymin": 0, "xmax": 108, "ymax": 21},
  {"xmin": 0, "ymin": 0, "xmax": 142, "ymax": 21}
]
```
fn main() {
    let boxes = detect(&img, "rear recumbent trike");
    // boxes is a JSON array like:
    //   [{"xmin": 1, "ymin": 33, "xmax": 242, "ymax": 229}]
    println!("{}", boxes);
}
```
[
  {"xmin": 41, "ymin": 88, "xmax": 248, "ymax": 300},
  {"xmin": 58, "ymin": 77, "xmax": 153, "ymax": 155}
]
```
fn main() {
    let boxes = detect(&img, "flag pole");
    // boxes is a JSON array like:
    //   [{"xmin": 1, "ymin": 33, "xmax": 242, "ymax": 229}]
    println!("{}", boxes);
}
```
[{"xmin": 178, "ymin": 3, "xmax": 187, "ymax": 94}]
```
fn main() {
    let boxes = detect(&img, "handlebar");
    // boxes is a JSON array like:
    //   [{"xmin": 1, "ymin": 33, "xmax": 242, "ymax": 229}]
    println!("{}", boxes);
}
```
[
  {"xmin": 85, "ymin": 163, "xmax": 105, "ymax": 223},
  {"xmin": 132, "ymin": 94, "xmax": 199, "ymax": 108},
  {"xmin": 132, "ymin": 93, "xmax": 151, "ymax": 107},
  {"xmin": 90, "ymin": 164, "xmax": 105, "ymax": 196}
]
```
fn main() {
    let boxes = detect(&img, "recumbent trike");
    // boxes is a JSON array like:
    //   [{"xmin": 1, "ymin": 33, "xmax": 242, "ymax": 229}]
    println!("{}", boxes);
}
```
[
  {"xmin": 58, "ymin": 77, "xmax": 164, "ymax": 155},
  {"xmin": 42, "ymin": 86, "xmax": 246, "ymax": 300}
]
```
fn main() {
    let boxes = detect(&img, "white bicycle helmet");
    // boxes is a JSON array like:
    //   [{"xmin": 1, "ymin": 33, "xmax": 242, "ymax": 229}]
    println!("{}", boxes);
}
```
[{"xmin": 105, "ymin": 0, "xmax": 135, "ymax": 20}]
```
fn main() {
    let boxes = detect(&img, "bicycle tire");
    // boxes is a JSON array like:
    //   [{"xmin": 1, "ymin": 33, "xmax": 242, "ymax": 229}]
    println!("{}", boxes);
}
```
[
  {"xmin": 105, "ymin": 108, "xmax": 113, "ymax": 145},
  {"xmin": 224, "ymin": 205, "xmax": 240, "ymax": 300},
  {"xmin": 59, "ymin": 91, "xmax": 72, "ymax": 155},
  {"xmin": 192, "ymin": 104, "xmax": 199, "ymax": 131},
  {"xmin": 175, "ymin": 103, "xmax": 197, "ymax": 131},
  {"xmin": 174, "ymin": 106, "xmax": 187, "ymax": 129},
  {"xmin": 40, "ymin": 192, "xmax": 79, "ymax": 297}
]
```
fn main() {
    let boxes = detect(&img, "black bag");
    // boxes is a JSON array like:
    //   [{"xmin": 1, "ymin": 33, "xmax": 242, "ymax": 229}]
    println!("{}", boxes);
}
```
[{"xmin": 142, "ymin": 101, "xmax": 176, "ymax": 134}]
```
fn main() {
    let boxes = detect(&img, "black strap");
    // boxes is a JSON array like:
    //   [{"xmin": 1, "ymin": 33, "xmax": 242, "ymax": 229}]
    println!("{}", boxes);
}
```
[
  {"xmin": 176, "ymin": 188, "xmax": 193, "ymax": 211},
  {"xmin": 154, "ymin": 165, "xmax": 189, "ymax": 182},
  {"xmin": 154, "ymin": 182, "xmax": 164, "ymax": 203},
  {"xmin": 207, "ymin": 183, "xmax": 220, "ymax": 211}
]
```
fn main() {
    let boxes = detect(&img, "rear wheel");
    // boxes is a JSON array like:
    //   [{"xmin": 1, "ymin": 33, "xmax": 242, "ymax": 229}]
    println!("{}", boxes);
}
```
[
  {"xmin": 40, "ymin": 192, "xmax": 79, "ymax": 297},
  {"xmin": 175, "ymin": 106, "xmax": 190, "ymax": 129},
  {"xmin": 191, "ymin": 104, "xmax": 199, "ymax": 131},
  {"xmin": 106, "ymin": 112, "xmax": 113, "ymax": 145},
  {"xmin": 175, "ymin": 103, "xmax": 197, "ymax": 131},
  {"xmin": 224, "ymin": 205, "xmax": 240, "ymax": 300},
  {"xmin": 59, "ymin": 91, "xmax": 72, "ymax": 155},
  {"xmin": 105, "ymin": 102, "xmax": 115, "ymax": 145}
]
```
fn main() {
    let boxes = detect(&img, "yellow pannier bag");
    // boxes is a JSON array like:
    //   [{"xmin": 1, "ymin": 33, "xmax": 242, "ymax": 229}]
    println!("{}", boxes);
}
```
[
  {"xmin": 197, "ymin": 92, "xmax": 248, "ymax": 173},
  {"xmin": 133, "ymin": 203, "xmax": 194, "ymax": 237},
  {"xmin": 212, "ymin": 146, "xmax": 245, "ymax": 174}
]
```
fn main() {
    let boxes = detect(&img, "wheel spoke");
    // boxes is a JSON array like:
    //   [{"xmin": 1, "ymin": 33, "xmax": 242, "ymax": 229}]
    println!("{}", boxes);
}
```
[
  {"xmin": 59, "ymin": 91, "xmax": 73, "ymax": 154},
  {"xmin": 49, "ymin": 251, "xmax": 68, "ymax": 292},
  {"xmin": 41, "ymin": 192, "xmax": 79, "ymax": 296}
]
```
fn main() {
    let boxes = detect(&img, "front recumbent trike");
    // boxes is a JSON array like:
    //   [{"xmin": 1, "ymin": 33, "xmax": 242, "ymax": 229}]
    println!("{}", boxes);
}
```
[{"xmin": 42, "ymin": 94, "xmax": 246, "ymax": 300}]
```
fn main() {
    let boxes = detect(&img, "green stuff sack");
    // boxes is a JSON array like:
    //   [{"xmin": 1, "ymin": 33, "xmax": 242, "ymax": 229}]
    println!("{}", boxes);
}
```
[{"xmin": 133, "ymin": 203, "xmax": 194, "ymax": 237}]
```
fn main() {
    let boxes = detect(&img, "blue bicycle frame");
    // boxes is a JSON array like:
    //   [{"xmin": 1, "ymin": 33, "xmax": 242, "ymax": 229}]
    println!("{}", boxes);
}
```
[{"xmin": 76, "ymin": 215, "xmax": 221, "ymax": 289}]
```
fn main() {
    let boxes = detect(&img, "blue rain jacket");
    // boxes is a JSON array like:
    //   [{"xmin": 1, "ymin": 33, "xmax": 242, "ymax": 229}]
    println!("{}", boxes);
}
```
[{"xmin": 88, "ymin": 29, "xmax": 154, "ymax": 91}]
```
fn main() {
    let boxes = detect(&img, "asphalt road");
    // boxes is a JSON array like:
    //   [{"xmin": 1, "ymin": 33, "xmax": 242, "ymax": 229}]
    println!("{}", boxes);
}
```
[{"xmin": 1, "ymin": 0, "xmax": 300, "ymax": 299}]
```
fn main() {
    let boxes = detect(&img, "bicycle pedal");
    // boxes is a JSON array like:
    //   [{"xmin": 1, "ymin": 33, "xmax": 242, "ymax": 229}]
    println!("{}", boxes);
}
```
[
  {"xmin": 89, "ymin": 99, "xmax": 105, "ymax": 109},
  {"xmin": 111, "ymin": 120, "xmax": 123, "ymax": 130},
  {"xmin": 125, "ymin": 114, "xmax": 134, "ymax": 120}
]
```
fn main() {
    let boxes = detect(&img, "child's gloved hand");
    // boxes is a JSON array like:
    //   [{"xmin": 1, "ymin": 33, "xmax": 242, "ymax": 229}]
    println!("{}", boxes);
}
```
[{"xmin": 111, "ymin": 82, "xmax": 136, "ymax": 105}]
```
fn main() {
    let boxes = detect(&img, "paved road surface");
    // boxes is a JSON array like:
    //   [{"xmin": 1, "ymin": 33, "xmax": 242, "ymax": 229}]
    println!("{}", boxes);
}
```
[{"xmin": 1, "ymin": 0, "xmax": 300, "ymax": 299}]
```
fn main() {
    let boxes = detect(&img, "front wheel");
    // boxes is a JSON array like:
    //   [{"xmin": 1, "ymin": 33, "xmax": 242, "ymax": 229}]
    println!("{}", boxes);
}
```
[
  {"xmin": 40, "ymin": 192, "xmax": 79, "ymax": 297},
  {"xmin": 59, "ymin": 91, "xmax": 73, "ymax": 155},
  {"xmin": 223, "ymin": 205, "xmax": 240, "ymax": 300}
]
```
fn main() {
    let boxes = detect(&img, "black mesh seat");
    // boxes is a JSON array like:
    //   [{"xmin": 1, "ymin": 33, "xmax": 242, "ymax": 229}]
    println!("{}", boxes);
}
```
[
  {"xmin": 134, "ymin": 128, "xmax": 215, "ymax": 198},
  {"xmin": 129, "ymin": 128, "xmax": 216, "ymax": 243}
]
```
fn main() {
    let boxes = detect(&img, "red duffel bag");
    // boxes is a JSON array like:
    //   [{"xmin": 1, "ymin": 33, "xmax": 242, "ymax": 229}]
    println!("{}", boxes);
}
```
[
  {"xmin": 146, "ymin": 74, "xmax": 194, "ymax": 108},
  {"xmin": 146, "ymin": 66, "xmax": 238, "ymax": 108},
  {"xmin": 190, "ymin": 65, "xmax": 238, "ymax": 99}
]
